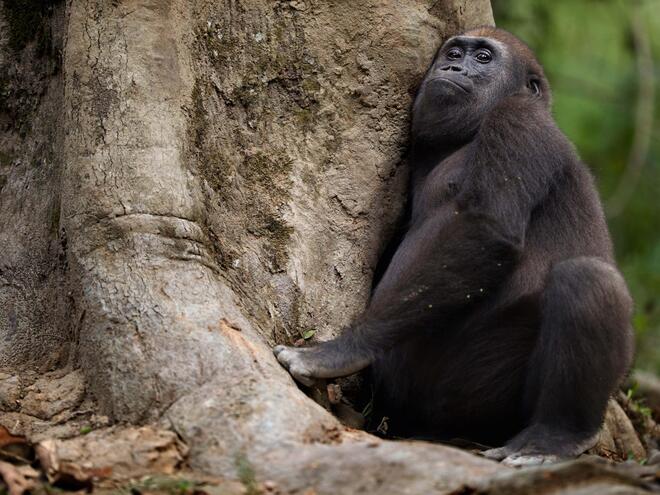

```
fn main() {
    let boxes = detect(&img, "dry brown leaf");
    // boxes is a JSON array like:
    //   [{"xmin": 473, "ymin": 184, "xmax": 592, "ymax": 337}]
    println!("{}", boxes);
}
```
[
  {"xmin": 0, "ymin": 461, "xmax": 38, "ymax": 495},
  {"xmin": 0, "ymin": 427, "xmax": 27, "ymax": 449},
  {"xmin": 36, "ymin": 427, "xmax": 183, "ymax": 485},
  {"xmin": 326, "ymin": 384, "xmax": 342, "ymax": 405}
]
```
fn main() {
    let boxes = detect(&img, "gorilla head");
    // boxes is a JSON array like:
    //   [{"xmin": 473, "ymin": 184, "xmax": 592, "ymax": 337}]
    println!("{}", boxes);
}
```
[{"xmin": 412, "ymin": 27, "xmax": 551, "ymax": 146}]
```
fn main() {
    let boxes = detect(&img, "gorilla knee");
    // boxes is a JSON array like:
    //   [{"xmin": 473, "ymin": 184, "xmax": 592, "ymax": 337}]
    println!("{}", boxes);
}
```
[
  {"xmin": 543, "ymin": 256, "xmax": 634, "ymax": 374},
  {"xmin": 548, "ymin": 257, "xmax": 632, "ymax": 318}
]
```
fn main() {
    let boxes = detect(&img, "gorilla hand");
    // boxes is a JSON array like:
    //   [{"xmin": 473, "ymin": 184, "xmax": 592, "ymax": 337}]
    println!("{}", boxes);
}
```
[{"xmin": 274, "ymin": 339, "xmax": 371, "ymax": 387}]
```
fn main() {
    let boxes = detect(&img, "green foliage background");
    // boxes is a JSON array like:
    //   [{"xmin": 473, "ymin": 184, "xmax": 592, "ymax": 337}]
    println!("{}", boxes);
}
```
[{"xmin": 494, "ymin": 0, "xmax": 660, "ymax": 372}]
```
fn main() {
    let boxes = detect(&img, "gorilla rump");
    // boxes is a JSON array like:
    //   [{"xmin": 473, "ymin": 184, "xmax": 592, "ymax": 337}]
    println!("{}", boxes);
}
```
[{"xmin": 275, "ymin": 27, "xmax": 633, "ymax": 466}]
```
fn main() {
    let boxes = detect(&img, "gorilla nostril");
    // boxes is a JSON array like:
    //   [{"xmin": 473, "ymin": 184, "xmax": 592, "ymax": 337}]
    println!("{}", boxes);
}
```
[{"xmin": 441, "ymin": 64, "xmax": 464, "ymax": 73}]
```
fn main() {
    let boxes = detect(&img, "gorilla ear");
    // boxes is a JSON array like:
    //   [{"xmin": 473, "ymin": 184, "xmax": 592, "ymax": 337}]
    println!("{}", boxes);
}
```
[{"xmin": 527, "ymin": 76, "xmax": 542, "ymax": 97}]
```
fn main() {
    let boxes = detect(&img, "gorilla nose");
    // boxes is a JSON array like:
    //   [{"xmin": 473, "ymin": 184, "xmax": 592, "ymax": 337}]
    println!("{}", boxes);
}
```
[{"xmin": 441, "ymin": 64, "xmax": 466, "ymax": 73}]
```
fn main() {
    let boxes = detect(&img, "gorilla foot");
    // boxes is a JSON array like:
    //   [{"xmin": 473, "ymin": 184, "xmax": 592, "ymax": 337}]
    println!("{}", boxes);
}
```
[
  {"xmin": 481, "ymin": 425, "xmax": 599, "ymax": 467},
  {"xmin": 500, "ymin": 453, "xmax": 562, "ymax": 467},
  {"xmin": 274, "ymin": 341, "xmax": 370, "ymax": 386},
  {"xmin": 483, "ymin": 446, "xmax": 568, "ymax": 467}
]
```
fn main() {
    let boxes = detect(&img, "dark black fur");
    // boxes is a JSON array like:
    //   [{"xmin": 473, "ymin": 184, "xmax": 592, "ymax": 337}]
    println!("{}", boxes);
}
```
[{"xmin": 275, "ymin": 27, "xmax": 634, "ymax": 463}]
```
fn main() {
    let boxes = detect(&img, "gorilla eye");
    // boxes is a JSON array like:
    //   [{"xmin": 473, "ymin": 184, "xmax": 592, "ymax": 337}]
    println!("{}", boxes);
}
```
[
  {"xmin": 447, "ymin": 48, "xmax": 463, "ymax": 60},
  {"xmin": 475, "ymin": 50, "xmax": 492, "ymax": 63}
]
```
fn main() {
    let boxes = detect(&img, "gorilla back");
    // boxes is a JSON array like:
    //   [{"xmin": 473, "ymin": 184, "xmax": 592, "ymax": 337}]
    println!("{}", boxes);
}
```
[{"xmin": 275, "ymin": 27, "xmax": 634, "ymax": 466}]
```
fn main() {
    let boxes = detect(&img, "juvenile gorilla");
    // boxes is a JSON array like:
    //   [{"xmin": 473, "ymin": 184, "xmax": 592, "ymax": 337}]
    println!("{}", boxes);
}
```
[{"xmin": 274, "ymin": 27, "xmax": 634, "ymax": 466}]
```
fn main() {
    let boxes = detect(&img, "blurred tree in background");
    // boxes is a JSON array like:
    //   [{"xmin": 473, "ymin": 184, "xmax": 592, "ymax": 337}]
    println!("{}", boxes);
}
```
[{"xmin": 494, "ymin": 0, "xmax": 660, "ymax": 373}]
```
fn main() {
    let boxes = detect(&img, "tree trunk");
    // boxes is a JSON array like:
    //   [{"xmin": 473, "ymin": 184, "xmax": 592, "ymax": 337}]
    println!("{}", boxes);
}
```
[{"xmin": 0, "ymin": 1, "xmax": 654, "ymax": 493}]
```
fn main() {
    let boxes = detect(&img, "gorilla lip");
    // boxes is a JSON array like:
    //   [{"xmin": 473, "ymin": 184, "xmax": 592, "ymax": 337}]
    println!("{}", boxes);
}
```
[{"xmin": 429, "ymin": 76, "xmax": 470, "ymax": 93}]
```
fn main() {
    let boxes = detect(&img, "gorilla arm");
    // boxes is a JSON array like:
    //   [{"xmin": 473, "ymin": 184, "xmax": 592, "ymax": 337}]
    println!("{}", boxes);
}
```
[
  {"xmin": 275, "ymin": 212, "xmax": 520, "ymax": 386},
  {"xmin": 275, "ymin": 95, "xmax": 569, "ymax": 386}
]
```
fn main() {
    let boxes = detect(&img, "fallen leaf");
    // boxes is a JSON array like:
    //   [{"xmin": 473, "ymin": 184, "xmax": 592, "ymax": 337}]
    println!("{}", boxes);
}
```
[
  {"xmin": 0, "ymin": 427, "xmax": 26, "ymax": 449},
  {"xmin": 327, "ymin": 384, "xmax": 342, "ymax": 405},
  {"xmin": 0, "ymin": 460, "xmax": 38, "ymax": 495},
  {"xmin": 0, "ymin": 427, "xmax": 31, "ymax": 463}
]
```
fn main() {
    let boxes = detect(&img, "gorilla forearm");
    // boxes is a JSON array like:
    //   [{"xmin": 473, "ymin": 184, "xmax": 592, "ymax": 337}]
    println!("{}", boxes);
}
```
[
  {"xmin": 366, "ymin": 212, "xmax": 520, "ymax": 327},
  {"xmin": 275, "ymin": 211, "xmax": 521, "ymax": 382}
]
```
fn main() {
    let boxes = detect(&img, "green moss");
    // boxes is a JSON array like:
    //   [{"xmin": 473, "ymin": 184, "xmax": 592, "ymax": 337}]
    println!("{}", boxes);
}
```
[
  {"xmin": 231, "ymin": 84, "xmax": 260, "ymax": 107},
  {"xmin": 242, "ymin": 150, "xmax": 294, "ymax": 269},
  {"xmin": 50, "ymin": 200, "xmax": 60, "ymax": 235},
  {"xmin": 196, "ymin": 15, "xmax": 322, "ymax": 114},
  {"xmin": 301, "ymin": 77, "xmax": 321, "ymax": 94},
  {"xmin": 0, "ymin": 150, "xmax": 12, "ymax": 168},
  {"xmin": 190, "ymin": 80, "xmax": 206, "ymax": 142},
  {"xmin": 190, "ymin": 80, "xmax": 231, "ymax": 186},
  {"xmin": 263, "ymin": 215, "xmax": 293, "ymax": 244},
  {"xmin": 3, "ymin": 0, "xmax": 63, "ymax": 54},
  {"xmin": 199, "ymin": 25, "xmax": 240, "ymax": 67},
  {"xmin": 0, "ymin": 151, "xmax": 11, "ymax": 193},
  {"xmin": 293, "ymin": 107, "xmax": 314, "ymax": 129},
  {"xmin": 243, "ymin": 150, "xmax": 293, "ymax": 187},
  {"xmin": 273, "ymin": 24, "xmax": 286, "ymax": 42},
  {"xmin": 234, "ymin": 454, "xmax": 260, "ymax": 495},
  {"xmin": 191, "ymin": 18, "xmax": 315, "ymax": 273},
  {"xmin": 202, "ymin": 150, "xmax": 232, "ymax": 193},
  {"xmin": 0, "ymin": 77, "xmax": 9, "ymax": 112},
  {"xmin": 254, "ymin": 214, "xmax": 292, "ymax": 271},
  {"xmin": 190, "ymin": 80, "xmax": 237, "ymax": 206},
  {"xmin": 190, "ymin": 80, "xmax": 207, "ymax": 149}
]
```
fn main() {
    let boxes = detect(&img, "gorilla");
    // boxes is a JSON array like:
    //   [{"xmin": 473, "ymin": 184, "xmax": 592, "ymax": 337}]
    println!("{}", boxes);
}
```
[{"xmin": 274, "ymin": 27, "xmax": 634, "ymax": 466}]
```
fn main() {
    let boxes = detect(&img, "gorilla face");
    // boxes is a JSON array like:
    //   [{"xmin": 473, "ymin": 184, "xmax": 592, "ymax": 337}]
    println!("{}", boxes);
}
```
[
  {"xmin": 427, "ymin": 36, "xmax": 517, "ymax": 99},
  {"xmin": 412, "ymin": 36, "xmax": 524, "ymax": 146}
]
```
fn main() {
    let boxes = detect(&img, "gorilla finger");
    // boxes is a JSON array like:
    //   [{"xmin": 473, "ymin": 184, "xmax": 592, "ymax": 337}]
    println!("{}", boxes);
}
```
[
  {"xmin": 481, "ymin": 447, "xmax": 510, "ymax": 461},
  {"xmin": 273, "ymin": 345, "xmax": 288, "ymax": 357},
  {"xmin": 275, "ymin": 348, "xmax": 310, "ymax": 372},
  {"xmin": 290, "ymin": 366, "xmax": 315, "ymax": 387}
]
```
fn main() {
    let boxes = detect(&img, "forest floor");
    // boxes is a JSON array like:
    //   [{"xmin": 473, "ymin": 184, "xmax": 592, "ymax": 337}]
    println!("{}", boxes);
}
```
[{"xmin": 0, "ymin": 371, "xmax": 658, "ymax": 495}]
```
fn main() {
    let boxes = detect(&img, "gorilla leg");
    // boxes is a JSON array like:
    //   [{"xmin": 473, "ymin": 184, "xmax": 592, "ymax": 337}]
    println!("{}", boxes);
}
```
[{"xmin": 484, "ymin": 257, "xmax": 634, "ymax": 466}]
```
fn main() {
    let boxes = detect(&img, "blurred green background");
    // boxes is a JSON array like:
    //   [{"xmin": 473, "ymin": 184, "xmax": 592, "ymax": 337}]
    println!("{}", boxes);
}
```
[{"xmin": 493, "ymin": 0, "xmax": 660, "ymax": 373}]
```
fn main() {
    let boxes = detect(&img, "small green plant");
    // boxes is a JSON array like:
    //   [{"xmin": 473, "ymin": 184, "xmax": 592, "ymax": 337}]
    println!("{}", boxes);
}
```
[
  {"xmin": 361, "ymin": 385, "xmax": 376, "ymax": 420},
  {"xmin": 115, "ymin": 476, "xmax": 199, "ymax": 495},
  {"xmin": 626, "ymin": 385, "xmax": 653, "ymax": 419}
]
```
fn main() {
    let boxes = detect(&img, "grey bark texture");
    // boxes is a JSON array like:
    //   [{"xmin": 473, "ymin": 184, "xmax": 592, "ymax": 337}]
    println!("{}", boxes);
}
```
[{"xmin": 0, "ymin": 1, "xmax": 656, "ymax": 493}]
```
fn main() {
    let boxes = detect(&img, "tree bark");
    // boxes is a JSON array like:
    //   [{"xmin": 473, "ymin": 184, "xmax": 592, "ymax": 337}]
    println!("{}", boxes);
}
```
[
  {"xmin": 57, "ymin": 0, "xmax": 499, "ymax": 476},
  {"xmin": 0, "ymin": 1, "xmax": 654, "ymax": 493}
]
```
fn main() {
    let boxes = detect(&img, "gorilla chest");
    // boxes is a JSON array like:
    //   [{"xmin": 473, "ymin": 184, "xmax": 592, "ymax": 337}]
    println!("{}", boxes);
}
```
[{"xmin": 413, "ymin": 156, "xmax": 466, "ymax": 217}]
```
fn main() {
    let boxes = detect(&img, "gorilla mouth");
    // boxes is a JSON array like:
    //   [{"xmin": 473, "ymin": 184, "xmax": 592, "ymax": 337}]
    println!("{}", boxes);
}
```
[{"xmin": 430, "ymin": 77, "xmax": 470, "ymax": 93}]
